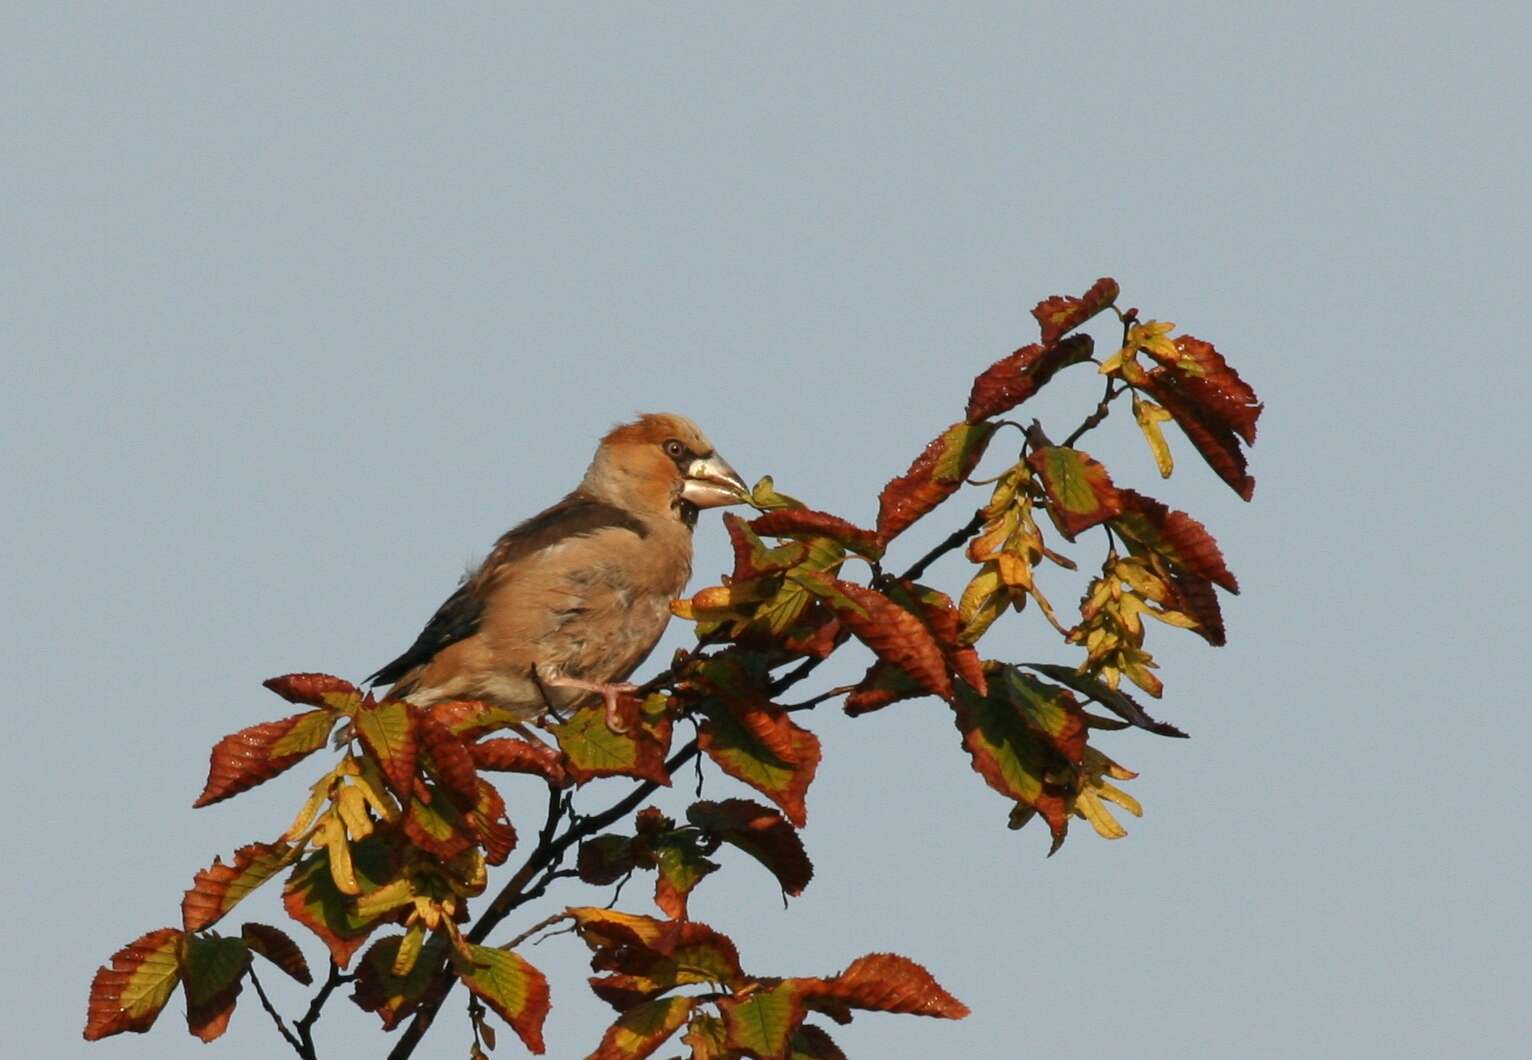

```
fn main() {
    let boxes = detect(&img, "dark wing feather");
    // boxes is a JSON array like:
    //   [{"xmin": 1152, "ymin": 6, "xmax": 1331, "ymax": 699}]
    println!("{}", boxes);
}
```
[{"xmin": 365, "ymin": 493, "xmax": 648, "ymax": 688}]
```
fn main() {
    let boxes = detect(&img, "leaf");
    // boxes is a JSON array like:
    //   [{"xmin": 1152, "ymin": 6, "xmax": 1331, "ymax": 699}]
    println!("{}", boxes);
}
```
[
  {"xmin": 194, "ymin": 709, "xmax": 336, "ymax": 807},
  {"xmin": 844, "ymin": 659, "xmax": 927, "ymax": 716},
  {"xmin": 724, "ymin": 512, "xmax": 808, "ymax": 579},
  {"xmin": 354, "ymin": 697, "xmax": 418, "ymax": 800},
  {"xmin": 181, "ymin": 934, "xmax": 251, "ymax": 1042},
  {"xmin": 83, "ymin": 928, "xmax": 184, "ymax": 1041},
  {"xmin": 455, "ymin": 944, "xmax": 551, "ymax": 1054},
  {"xmin": 240, "ymin": 922, "xmax": 313, "ymax": 985},
  {"xmin": 1112, "ymin": 488, "xmax": 1239, "ymax": 593},
  {"xmin": 1162, "ymin": 565, "xmax": 1227, "ymax": 647},
  {"xmin": 351, "ymin": 933, "xmax": 448, "ymax": 1030},
  {"xmin": 750, "ymin": 508, "xmax": 883, "ymax": 560},
  {"xmin": 888, "ymin": 582, "xmax": 988, "ymax": 696},
  {"xmin": 1032, "ymin": 277, "xmax": 1120, "ymax": 346},
  {"xmin": 427, "ymin": 698, "xmax": 529, "ymax": 741},
  {"xmin": 687, "ymin": 798, "xmax": 813, "ymax": 897},
  {"xmin": 801, "ymin": 573, "xmax": 953, "ymax": 702},
  {"xmin": 468, "ymin": 779, "xmax": 519, "ymax": 865},
  {"xmin": 183, "ymin": 840, "xmax": 297, "ymax": 932},
  {"xmin": 262, "ymin": 672, "xmax": 363, "ymax": 713},
  {"xmin": 875, "ymin": 420, "xmax": 997, "ymax": 545},
  {"xmin": 403, "ymin": 785, "xmax": 475, "ymax": 861},
  {"xmin": 1072, "ymin": 747, "xmax": 1143, "ymax": 840},
  {"xmin": 791, "ymin": 1024, "xmax": 849, "ymax": 1060},
  {"xmin": 965, "ymin": 333, "xmax": 1095, "ymax": 424},
  {"xmin": 722, "ymin": 982, "xmax": 802, "ymax": 1059},
  {"xmin": 469, "ymin": 735, "xmax": 569, "ymax": 786},
  {"xmin": 417, "ymin": 711, "xmax": 480, "ymax": 805},
  {"xmin": 950, "ymin": 684, "xmax": 1072, "ymax": 850},
  {"xmin": 553, "ymin": 702, "xmax": 672, "ymax": 786},
  {"xmin": 1026, "ymin": 445, "xmax": 1123, "ymax": 541},
  {"xmin": 1149, "ymin": 334, "xmax": 1261, "ymax": 444},
  {"xmin": 652, "ymin": 837, "xmax": 719, "ymax": 920},
  {"xmin": 570, "ymin": 908, "xmax": 746, "ymax": 995},
  {"xmin": 1022, "ymin": 663, "xmax": 1187, "ymax": 738},
  {"xmin": 1132, "ymin": 394, "xmax": 1176, "ymax": 478},
  {"xmin": 1139, "ymin": 369, "xmax": 1255, "ymax": 500},
  {"xmin": 698, "ymin": 695, "xmax": 820, "ymax": 828},
  {"xmin": 748, "ymin": 475, "xmax": 805, "ymax": 511},
  {"xmin": 578, "ymin": 834, "xmax": 638, "ymax": 886},
  {"xmin": 810, "ymin": 952, "xmax": 969, "ymax": 1019},
  {"xmin": 589, "ymin": 995, "xmax": 695, "ymax": 1060},
  {"xmin": 281, "ymin": 836, "xmax": 395, "ymax": 968},
  {"xmin": 991, "ymin": 666, "xmax": 1088, "ymax": 765}
]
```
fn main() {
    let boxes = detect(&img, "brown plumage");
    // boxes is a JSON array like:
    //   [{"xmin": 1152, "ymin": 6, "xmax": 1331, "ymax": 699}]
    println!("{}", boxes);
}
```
[{"xmin": 367, "ymin": 413, "xmax": 746, "ymax": 729}]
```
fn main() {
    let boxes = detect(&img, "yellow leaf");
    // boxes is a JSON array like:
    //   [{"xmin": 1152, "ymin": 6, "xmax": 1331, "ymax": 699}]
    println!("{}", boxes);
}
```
[
  {"xmin": 1132, "ymin": 395, "xmax": 1175, "ymax": 478},
  {"xmin": 392, "ymin": 921, "xmax": 426, "ymax": 977},
  {"xmin": 334, "ymin": 785, "xmax": 374, "ymax": 842},
  {"xmin": 315, "ymin": 814, "xmax": 360, "ymax": 895},
  {"xmin": 1128, "ymin": 319, "xmax": 1178, "ymax": 363}
]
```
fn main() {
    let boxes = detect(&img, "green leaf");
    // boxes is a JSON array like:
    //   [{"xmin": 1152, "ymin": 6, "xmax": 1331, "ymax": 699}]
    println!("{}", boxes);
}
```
[{"xmin": 455, "ymin": 944, "xmax": 551, "ymax": 1055}]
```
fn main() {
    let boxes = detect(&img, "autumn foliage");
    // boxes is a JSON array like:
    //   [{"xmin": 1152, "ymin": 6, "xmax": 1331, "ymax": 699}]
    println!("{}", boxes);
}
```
[{"xmin": 87, "ymin": 279, "xmax": 1261, "ymax": 1058}]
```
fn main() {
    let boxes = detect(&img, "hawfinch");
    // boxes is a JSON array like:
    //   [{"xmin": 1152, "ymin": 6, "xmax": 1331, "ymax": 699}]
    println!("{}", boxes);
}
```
[{"xmin": 367, "ymin": 413, "xmax": 747, "ymax": 729}]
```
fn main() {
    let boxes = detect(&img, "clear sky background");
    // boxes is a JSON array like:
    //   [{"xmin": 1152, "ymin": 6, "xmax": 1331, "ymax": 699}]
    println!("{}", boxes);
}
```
[{"xmin": 6, "ymin": 4, "xmax": 1527, "ymax": 1058}]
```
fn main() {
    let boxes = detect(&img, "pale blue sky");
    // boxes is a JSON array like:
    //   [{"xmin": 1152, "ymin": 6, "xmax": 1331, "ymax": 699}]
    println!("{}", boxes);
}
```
[{"xmin": 6, "ymin": 4, "xmax": 1527, "ymax": 1058}]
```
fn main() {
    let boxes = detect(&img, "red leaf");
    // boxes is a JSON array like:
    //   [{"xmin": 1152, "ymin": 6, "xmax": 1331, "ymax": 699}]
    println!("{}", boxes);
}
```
[
  {"xmin": 194, "ymin": 710, "xmax": 335, "ymax": 807},
  {"xmin": 351, "ymin": 934, "xmax": 447, "ymax": 1031},
  {"xmin": 950, "ymin": 684, "xmax": 1072, "ymax": 849},
  {"xmin": 418, "ymin": 712, "xmax": 479, "ymax": 806},
  {"xmin": 808, "ymin": 575, "xmax": 953, "ymax": 702},
  {"xmin": 183, "ymin": 840, "xmax": 295, "ymax": 932},
  {"xmin": 83, "ymin": 928, "xmax": 184, "ymax": 1041},
  {"xmin": 844, "ymin": 660, "xmax": 926, "ymax": 717},
  {"xmin": 875, "ymin": 421, "xmax": 997, "ymax": 545},
  {"xmin": 1112, "ymin": 489, "xmax": 1239, "ymax": 593},
  {"xmin": 578, "ymin": 835, "xmax": 638, "ymax": 886},
  {"xmin": 722, "ymin": 512, "xmax": 808, "ymax": 580},
  {"xmin": 750, "ymin": 508, "xmax": 883, "ymax": 559},
  {"xmin": 698, "ymin": 699, "xmax": 820, "ymax": 828},
  {"xmin": 426, "ymin": 698, "xmax": 529, "ymax": 741},
  {"xmin": 1032, "ymin": 277, "xmax": 1120, "ymax": 346},
  {"xmin": 888, "ymin": 582, "xmax": 988, "ymax": 696},
  {"xmin": 469, "ymin": 735, "xmax": 569, "ymax": 787},
  {"xmin": 1140, "ymin": 369, "xmax": 1255, "ymax": 500},
  {"xmin": 262, "ymin": 672, "xmax": 361, "ymax": 710},
  {"xmin": 1149, "ymin": 334, "xmax": 1261, "ymax": 444},
  {"xmin": 403, "ymin": 785, "xmax": 475, "ymax": 861},
  {"xmin": 687, "ymin": 798, "xmax": 813, "ymax": 896},
  {"xmin": 468, "ymin": 779, "xmax": 518, "ymax": 865},
  {"xmin": 241, "ymin": 922, "xmax": 313, "ymax": 985},
  {"xmin": 1164, "ymin": 567, "xmax": 1226, "ymax": 647},
  {"xmin": 1025, "ymin": 445, "xmax": 1124, "ymax": 540},
  {"xmin": 965, "ymin": 333, "xmax": 1096, "ymax": 424}
]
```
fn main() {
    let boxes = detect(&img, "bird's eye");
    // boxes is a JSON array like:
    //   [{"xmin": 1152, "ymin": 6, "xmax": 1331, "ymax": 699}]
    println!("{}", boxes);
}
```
[{"xmin": 664, "ymin": 439, "xmax": 685, "ymax": 459}]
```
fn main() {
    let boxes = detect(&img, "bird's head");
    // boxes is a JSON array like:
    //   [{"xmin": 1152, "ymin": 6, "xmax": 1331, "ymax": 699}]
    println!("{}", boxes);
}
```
[{"xmin": 584, "ymin": 412, "xmax": 748, "ymax": 521}]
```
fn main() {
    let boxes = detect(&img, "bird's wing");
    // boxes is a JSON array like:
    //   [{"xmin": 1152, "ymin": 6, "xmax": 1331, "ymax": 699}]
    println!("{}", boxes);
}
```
[{"xmin": 365, "ymin": 494, "xmax": 649, "ymax": 689}]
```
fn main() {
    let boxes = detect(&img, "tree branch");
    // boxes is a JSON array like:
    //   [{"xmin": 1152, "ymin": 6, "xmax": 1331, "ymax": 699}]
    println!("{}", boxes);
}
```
[
  {"xmin": 293, "ymin": 961, "xmax": 351, "ymax": 1060},
  {"xmin": 248, "ymin": 965, "xmax": 305, "ymax": 1057}
]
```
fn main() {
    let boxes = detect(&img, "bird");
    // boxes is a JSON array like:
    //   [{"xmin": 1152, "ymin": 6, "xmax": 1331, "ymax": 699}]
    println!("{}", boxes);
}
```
[{"xmin": 365, "ymin": 412, "xmax": 747, "ymax": 731}]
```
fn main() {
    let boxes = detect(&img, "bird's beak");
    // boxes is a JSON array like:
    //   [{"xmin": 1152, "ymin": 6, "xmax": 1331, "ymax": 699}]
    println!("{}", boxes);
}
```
[{"xmin": 681, "ymin": 452, "xmax": 749, "ymax": 508}]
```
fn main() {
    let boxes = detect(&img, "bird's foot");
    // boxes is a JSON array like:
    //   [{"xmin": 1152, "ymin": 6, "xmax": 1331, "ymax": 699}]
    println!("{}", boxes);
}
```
[{"xmin": 600, "ymin": 682, "xmax": 640, "ymax": 733}]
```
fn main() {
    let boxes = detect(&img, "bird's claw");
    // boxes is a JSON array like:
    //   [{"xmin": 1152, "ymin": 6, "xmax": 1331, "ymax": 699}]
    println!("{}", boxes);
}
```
[{"xmin": 603, "ymin": 683, "xmax": 640, "ymax": 733}]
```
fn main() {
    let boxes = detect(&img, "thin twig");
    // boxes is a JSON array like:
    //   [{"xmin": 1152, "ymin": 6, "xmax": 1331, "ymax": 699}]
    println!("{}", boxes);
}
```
[
  {"xmin": 248, "ymin": 965, "xmax": 304, "ymax": 1057},
  {"xmin": 901, "ymin": 508, "xmax": 986, "ymax": 582},
  {"xmin": 783, "ymin": 684, "xmax": 856, "ymax": 712},
  {"xmin": 502, "ymin": 911, "xmax": 574, "ymax": 951},
  {"xmin": 1062, "ymin": 378, "xmax": 1123, "ymax": 448},
  {"xmin": 294, "ymin": 961, "xmax": 352, "ymax": 1059}
]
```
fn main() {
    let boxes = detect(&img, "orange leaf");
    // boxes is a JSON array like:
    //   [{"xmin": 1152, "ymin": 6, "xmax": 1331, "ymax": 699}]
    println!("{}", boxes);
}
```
[
  {"xmin": 183, "ymin": 840, "xmax": 295, "ymax": 932},
  {"xmin": 241, "ymin": 922, "xmax": 313, "ymax": 985},
  {"xmin": 875, "ymin": 421, "xmax": 996, "ymax": 545},
  {"xmin": 427, "ymin": 698, "xmax": 528, "ymax": 741},
  {"xmin": 965, "ymin": 334, "xmax": 1094, "ymax": 424},
  {"xmin": 468, "ymin": 779, "xmax": 518, "ymax": 865},
  {"xmin": 194, "ymin": 710, "xmax": 335, "ymax": 807},
  {"xmin": 811, "ymin": 952, "xmax": 969, "ymax": 1019},
  {"xmin": 83, "ymin": 928, "xmax": 184, "ymax": 1041},
  {"xmin": 1025, "ymin": 446, "xmax": 1124, "ymax": 541},
  {"xmin": 750, "ymin": 508, "xmax": 883, "ymax": 559},
  {"xmin": 722, "ymin": 512, "xmax": 808, "ymax": 580},
  {"xmin": 687, "ymin": 798, "xmax": 813, "ymax": 897},
  {"xmin": 1032, "ymin": 277, "xmax": 1120, "ymax": 346},
  {"xmin": 698, "ymin": 697, "xmax": 820, "ymax": 828},
  {"xmin": 281, "ymin": 837, "xmax": 394, "ymax": 968},
  {"xmin": 403, "ymin": 784, "xmax": 475, "ymax": 861},
  {"xmin": 887, "ymin": 582, "xmax": 988, "ymax": 696},
  {"xmin": 469, "ymin": 735, "xmax": 569, "ymax": 787},
  {"xmin": 1149, "ymin": 335, "xmax": 1261, "ymax": 444},
  {"xmin": 950, "ymin": 683, "xmax": 1072, "ymax": 851}
]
